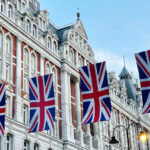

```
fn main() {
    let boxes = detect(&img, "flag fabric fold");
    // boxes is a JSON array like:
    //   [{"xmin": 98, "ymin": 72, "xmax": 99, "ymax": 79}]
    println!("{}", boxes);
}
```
[
  {"xmin": 79, "ymin": 62, "xmax": 111, "ymax": 124},
  {"xmin": 135, "ymin": 50, "xmax": 150, "ymax": 114},
  {"xmin": 0, "ymin": 83, "xmax": 6, "ymax": 137},
  {"xmin": 29, "ymin": 74, "xmax": 55, "ymax": 133}
]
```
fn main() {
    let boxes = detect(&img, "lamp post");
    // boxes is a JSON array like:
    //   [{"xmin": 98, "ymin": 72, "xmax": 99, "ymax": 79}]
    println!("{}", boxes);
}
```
[{"xmin": 109, "ymin": 123, "xmax": 149, "ymax": 150}]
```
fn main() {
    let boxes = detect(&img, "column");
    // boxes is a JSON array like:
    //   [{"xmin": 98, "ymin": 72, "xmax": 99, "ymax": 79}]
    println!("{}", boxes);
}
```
[
  {"xmin": 75, "ymin": 51, "xmax": 78, "ymax": 68},
  {"xmin": 93, "ymin": 123, "xmax": 100, "ymax": 149},
  {"xmin": 60, "ymin": 67, "xmax": 71, "ymax": 141},
  {"xmin": 40, "ymin": 54, "xmax": 44, "ymax": 75},
  {"xmin": 84, "ymin": 124, "xmax": 92, "ymax": 148},
  {"xmin": 75, "ymin": 78, "xmax": 83, "ymax": 145},
  {"xmin": 68, "ymin": 72, "xmax": 74, "ymax": 141},
  {"xmin": 15, "ymin": 37, "xmax": 22, "ymax": 122}
]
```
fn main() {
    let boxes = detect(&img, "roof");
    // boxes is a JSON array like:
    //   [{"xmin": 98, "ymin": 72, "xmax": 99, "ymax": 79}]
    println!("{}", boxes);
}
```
[{"xmin": 119, "ymin": 66, "xmax": 130, "ymax": 77}]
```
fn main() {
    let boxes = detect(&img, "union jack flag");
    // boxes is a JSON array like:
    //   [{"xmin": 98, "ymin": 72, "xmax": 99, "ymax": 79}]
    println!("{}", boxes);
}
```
[
  {"xmin": 79, "ymin": 62, "xmax": 111, "ymax": 124},
  {"xmin": 135, "ymin": 50, "xmax": 150, "ymax": 114},
  {"xmin": 0, "ymin": 83, "xmax": 6, "ymax": 136},
  {"xmin": 29, "ymin": 74, "xmax": 55, "ymax": 133}
]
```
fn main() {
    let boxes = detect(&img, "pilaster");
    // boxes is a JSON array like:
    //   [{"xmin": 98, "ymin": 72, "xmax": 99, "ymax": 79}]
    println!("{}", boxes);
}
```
[
  {"xmin": 15, "ymin": 37, "xmax": 22, "ymax": 122},
  {"xmin": 84, "ymin": 124, "xmax": 92, "ymax": 148},
  {"xmin": 92, "ymin": 123, "xmax": 100, "ymax": 149},
  {"xmin": 75, "ymin": 78, "xmax": 83, "ymax": 145},
  {"xmin": 60, "ymin": 67, "xmax": 72, "ymax": 141}
]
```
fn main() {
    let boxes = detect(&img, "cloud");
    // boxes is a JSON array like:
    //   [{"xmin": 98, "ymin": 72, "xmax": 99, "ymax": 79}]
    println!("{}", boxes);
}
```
[{"xmin": 94, "ymin": 48, "xmax": 139, "ymax": 79}]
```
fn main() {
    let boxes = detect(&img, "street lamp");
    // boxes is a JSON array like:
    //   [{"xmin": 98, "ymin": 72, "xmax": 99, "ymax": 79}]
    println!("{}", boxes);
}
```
[{"xmin": 109, "ymin": 123, "xmax": 149, "ymax": 150}]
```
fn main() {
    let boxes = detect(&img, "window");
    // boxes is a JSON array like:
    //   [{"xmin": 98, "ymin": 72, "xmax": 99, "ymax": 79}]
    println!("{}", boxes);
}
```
[
  {"xmin": 0, "ymin": 31, "xmax": 3, "ymax": 74},
  {"xmin": 31, "ymin": 53, "xmax": 36, "ymax": 76},
  {"xmin": 43, "ymin": 20, "xmax": 45, "ymax": 31},
  {"xmin": 18, "ymin": 0, "xmax": 21, "ymax": 11},
  {"xmin": 6, "ymin": 96, "xmax": 11, "ymax": 117},
  {"xmin": 6, "ymin": 64, "xmax": 10, "ymax": 82},
  {"xmin": 24, "ymin": 49, "xmax": 29, "ymax": 65},
  {"xmin": 1, "ymin": 0, "xmax": 5, "ymax": 13},
  {"xmin": 8, "ymin": 5, "xmax": 13, "ymax": 19},
  {"xmin": 24, "ymin": 75, "xmax": 28, "ymax": 92},
  {"xmin": 33, "ymin": 25, "xmax": 37, "ymax": 38},
  {"xmin": 24, "ymin": 140, "xmax": 29, "ymax": 150},
  {"xmin": 45, "ymin": 63, "xmax": 51, "ymax": 74},
  {"xmin": 22, "ymin": 3, "xmax": 25, "ymax": 13},
  {"xmin": 26, "ymin": 20, "xmax": 31, "ymax": 33},
  {"xmin": 79, "ymin": 57, "xmax": 83, "ymax": 67},
  {"xmin": 34, "ymin": 143, "xmax": 39, "ymax": 150},
  {"xmin": 31, "ymin": 53, "xmax": 35, "ymax": 70},
  {"xmin": 53, "ymin": 41, "xmax": 57, "ymax": 53},
  {"xmin": 23, "ymin": 104, "xmax": 28, "ymax": 125},
  {"xmin": 40, "ymin": 18, "xmax": 42, "ymax": 29},
  {"xmin": 47, "ymin": 37, "xmax": 51, "ymax": 50},
  {"xmin": 7, "ymin": 134, "xmax": 13, "ymax": 150},
  {"xmin": 69, "ymin": 50, "xmax": 74, "ymax": 64},
  {"xmin": 6, "ymin": 36, "xmax": 11, "ymax": 55},
  {"xmin": 0, "ymin": 31, "xmax": 2, "ymax": 49}
]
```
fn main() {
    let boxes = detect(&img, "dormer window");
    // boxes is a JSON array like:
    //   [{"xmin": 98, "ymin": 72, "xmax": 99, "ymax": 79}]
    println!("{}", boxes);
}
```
[
  {"xmin": 69, "ymin": 50, "xmax": 74, "ymax": 64},
  {"xmin": 26, "ymin": 20, "xmax": 31, "ymax": 33},
  {"xmin": 43, "ymin": 20, "xmax": 45, "ymax": 31},
  {"xmin": 22, "ymin": 2, "xmax": 25, "ymax": 13},
  {"xmin": 1, "ymin": 0, "xmax": 5, "ymax": 13},
  {"xmin": 53, "ymin": 41, "xmax": 57, "ymax": 54},
  {"xmin": 8, "ymin": 5, "xmax": 13, "ymax": 19},
  {"xmin": 33, "ymin": 25, "xmax": 37, "ymax": 38},
  {"xmin": 18, "ymin": 0, "xmax": 21, "ymax": 12},
  {"xmin": 40, "ymin": 18, "xmax": 42, "ymax": 29},
  {"xmin": 47, "ymin": 37, "xmax": 51, "ymax": 50}
]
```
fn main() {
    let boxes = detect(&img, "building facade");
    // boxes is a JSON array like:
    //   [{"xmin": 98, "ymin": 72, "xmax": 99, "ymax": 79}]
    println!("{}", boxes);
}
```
[{"xmin": 0, "ymin": 0, "xmax": 149, "ymax": 150}]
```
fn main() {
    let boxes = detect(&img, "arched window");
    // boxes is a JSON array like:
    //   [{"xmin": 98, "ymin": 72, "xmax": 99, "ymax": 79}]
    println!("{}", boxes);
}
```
[
  {"xmin": 6, "ymin": 36, "xmax": 11, "ymax": 55},
  {"xmin": 69, "ymin": 50, "xmax": 74, "ymax": 64},
  {"xmin": 7, "ymin": 134, "xmax": 13, "ymax": 150},
  {"xmin": 34, "ymin": 143, "xmax": 39, "ymax": 150},
  {"xmin": 26, "ymin": 20, "xmax": 31, "ymax": 33},
  {"xmin": 8, "ymin": 5, "xmax": 13, "ymax": 19},
  {"xmin": 33, "ymin": 25, "xmax": 37, "ymax": 38},
  {"xmin": 53, "ymin": 41, "xmax": 57, "ymax": 53},
  {"xmin": 0, "ymin": 31, "xmax": 3, "ymax": 74},
  {"xmin": 31, "ymin": 53, "xmax": 35, "ymax": 70},
  {"xmin": 79, "ymin": 57, "xmax": 83, "ymax": 67},
  {"xmin": 45, "ymin": 63, "xmax": 51, "ymax": 74},
  {"xmin": 24, "ymin": 49, "xmax": 29, "ymax": 66},
  {"xmin": 24, "ymin": 139, "xmax": 30, "ymax": 150},
  {"xmin": 52, "ymin": 68, "xmax": 57, "ymax": 90},
  {"xmin": 31, "ymin": 53, "xmax": 36, "ymax": 76},
  {"xmin": 5, "ymin": 36, "xmax": 12, "ymax": 82},
  {"xmin": 1, "ymin": 0, "xmax": 5, "ymax": 13},
  {"xmin": 18, "ymin": 0, "xmax": 21, "ymax": 11},
  {"xmin": 23, "ymin": 48, "xmax": 29, "ymax": 92},
  {"xmin": 47, "ymin": 37, "xmax": 51, "ymax": 50}
]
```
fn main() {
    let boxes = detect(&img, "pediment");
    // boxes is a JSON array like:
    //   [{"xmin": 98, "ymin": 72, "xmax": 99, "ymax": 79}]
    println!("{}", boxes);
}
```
[{"xmin": 74, "ymin": 20, "xmax": 88, "ymax": 40}]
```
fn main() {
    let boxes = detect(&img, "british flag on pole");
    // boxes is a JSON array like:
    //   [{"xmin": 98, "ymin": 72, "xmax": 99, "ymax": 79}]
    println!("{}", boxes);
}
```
[
  {"xmin": 79, "ymin": 62, "xmax": 111, "ymax": 124},
  {"xmin": 0, "ymin": 83, "xmax": 6, "ymax": 136},
  {"xmin": 135, "ymin": 50, "xmax": 150, "ymax": 114},
  {"xmin": 28, "ymin": 74, "xmax": 55, "ymax": 133}
]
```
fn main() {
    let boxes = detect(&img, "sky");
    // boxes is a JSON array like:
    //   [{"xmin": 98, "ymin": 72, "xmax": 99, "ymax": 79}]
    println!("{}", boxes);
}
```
[{"xmin": 38, "ymin": 0, "xmax": 150, "ymax": 79}]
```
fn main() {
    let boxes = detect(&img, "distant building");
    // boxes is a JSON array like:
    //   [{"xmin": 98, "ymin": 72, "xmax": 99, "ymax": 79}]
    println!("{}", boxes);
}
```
[{"xmin": 0, "ymin": 0, "xmax": 149, "ymax": 150}]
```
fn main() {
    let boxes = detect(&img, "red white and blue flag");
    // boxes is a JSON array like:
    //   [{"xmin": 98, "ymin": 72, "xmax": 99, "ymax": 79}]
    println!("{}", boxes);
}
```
[
  {"xmin": 28, "ymin": 74, "xmax": 55, "ymax": 133},
  {"xmin": 135, "ymin": 50, "xmax": 150, "ymax": 114},
  {"xmin": 0, "ymin": 83, "xmax": 6, "ymax": 136},
  {"xmin": 79, "ymin": 62, "xmax": 111, "ymax": 124}
]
